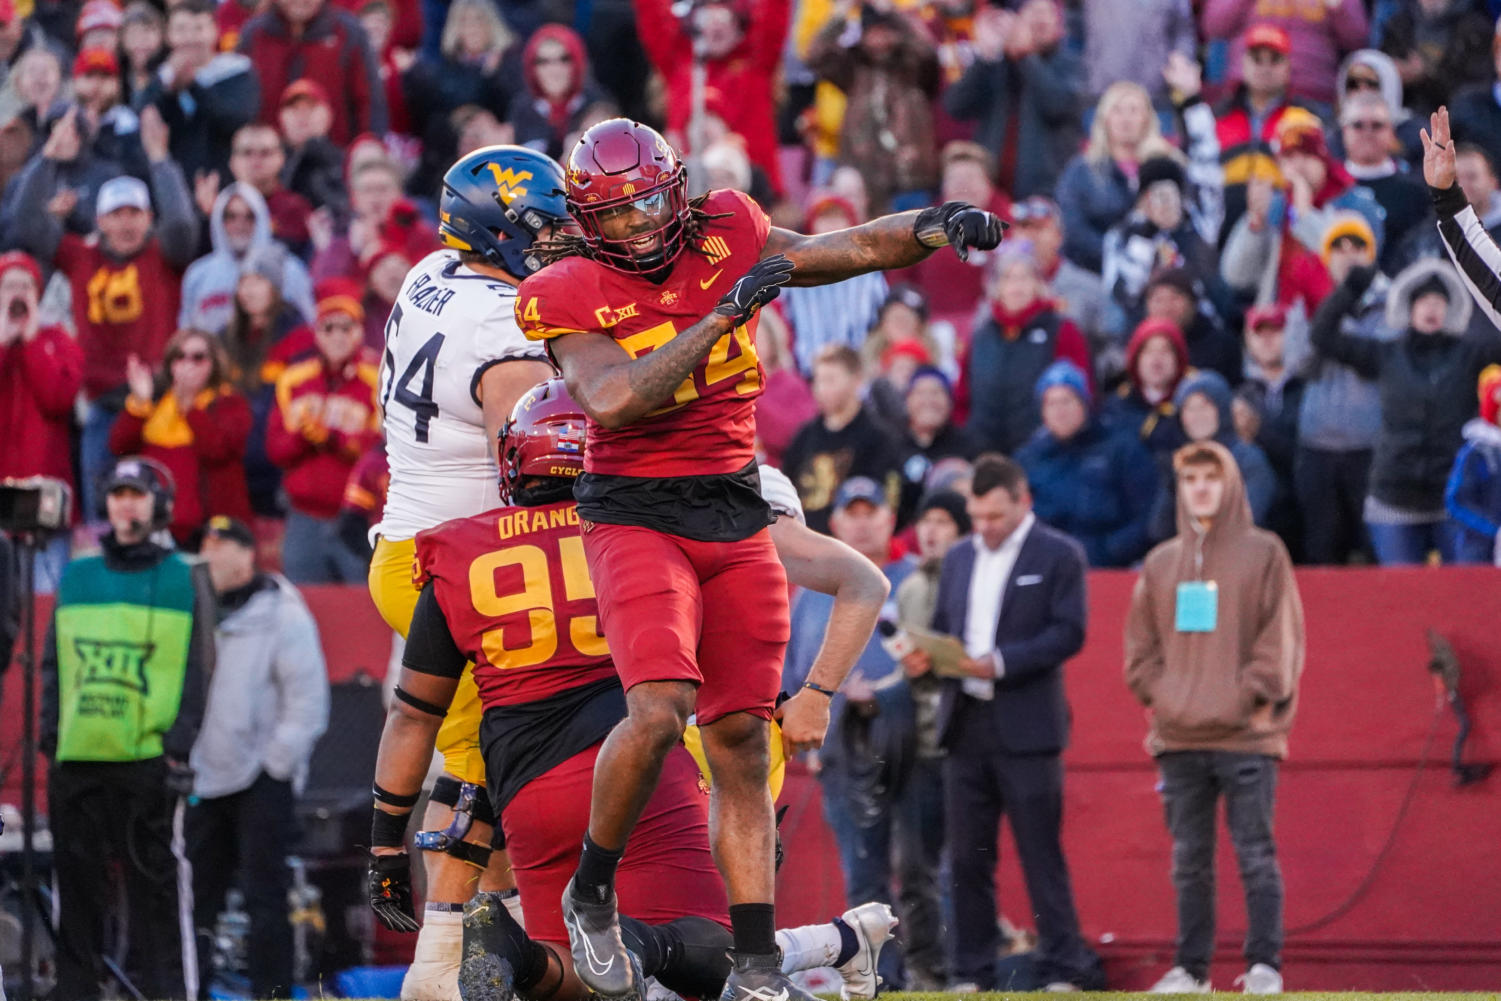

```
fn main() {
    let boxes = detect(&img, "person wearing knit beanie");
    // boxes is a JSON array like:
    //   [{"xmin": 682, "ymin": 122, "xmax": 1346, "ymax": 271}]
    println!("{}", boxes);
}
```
[
  {"xmin": 1034, "ymin": 358, "xmax": 1092, "ymax": 410},
  {"xmin": 1319, "ymin": 211, "xmax": 1377, "ymax": 268}
]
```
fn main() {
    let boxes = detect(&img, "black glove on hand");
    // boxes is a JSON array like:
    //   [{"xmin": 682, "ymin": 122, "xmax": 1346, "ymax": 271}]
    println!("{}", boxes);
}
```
[
  {"xmin": 714, "ymin": 254, "xmax": 796, "ymax": 326},
  {"xmin": 913, "ymin": 201, "xmax": 1008, "ymax": 262},
  {"xmin": 1344, "ymin": 263, "xmax": 1378, "ymax": 297},
  {"xmin": 368, "ymin": 852, "xmax": 420, "ymax": 932},
  {"xmin": 164, "ymin": 757, "xmax": 195, "ymax": 798}
]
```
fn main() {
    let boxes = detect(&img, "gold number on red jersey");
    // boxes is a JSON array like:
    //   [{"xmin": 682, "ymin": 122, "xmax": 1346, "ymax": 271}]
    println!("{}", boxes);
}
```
[
  {"xmin": 617, "ymin": 320, "xmax": 762, "ymax": 416},
  {"xmin": 467, "ymin": 536, "xmax": 606, "ymax": 669}
]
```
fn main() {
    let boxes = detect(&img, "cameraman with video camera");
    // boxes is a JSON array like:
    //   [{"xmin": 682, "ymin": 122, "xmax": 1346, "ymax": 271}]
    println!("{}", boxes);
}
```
[
  {"xmin": 40, "ymin": 456, "xmax": 216, "ymax": 1001},
  {"xmin": 0, "ymin": 250, "xmax": 84, "ymax": 591}
]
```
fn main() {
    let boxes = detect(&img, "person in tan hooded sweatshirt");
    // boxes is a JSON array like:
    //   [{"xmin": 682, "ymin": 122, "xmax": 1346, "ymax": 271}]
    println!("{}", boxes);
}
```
[{"xmin": 1124, "ymin": 440, "xmax": 1305, "ymax": 996}]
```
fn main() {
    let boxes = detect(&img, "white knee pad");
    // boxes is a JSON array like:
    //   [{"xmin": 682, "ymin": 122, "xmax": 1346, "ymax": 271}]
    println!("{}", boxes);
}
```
[{"xmin": 401, "ymin": 907, "xmax": 464, "ymax": 1001}]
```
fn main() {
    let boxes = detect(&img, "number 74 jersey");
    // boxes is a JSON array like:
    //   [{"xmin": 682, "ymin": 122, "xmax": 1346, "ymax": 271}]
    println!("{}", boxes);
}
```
[{"xmin": 376, "ymin": 250, "xmax": 548, "ymax": 541}]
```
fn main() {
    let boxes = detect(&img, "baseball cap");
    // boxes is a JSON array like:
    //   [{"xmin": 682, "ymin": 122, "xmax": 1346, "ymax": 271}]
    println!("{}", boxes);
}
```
[
  {"xmin": 883, "ymin": 282, "xmax": 928, "ymax": 320},
  {"xmin": 102, "ymin": 456, "xmax": 158, "ymax": 494},
  {"xmin": 1243, "ymin": 22, "xmax": 1291, "ymax": 55},
  {"xmin": 281, "ymin": 78, "xmax": 331, "ymax": 108},
  {"xmin": 73, "ymin": 47, "xmax": 119, "ymax": 77},
  {"xmin": 1245, "ymin": 303, "xmax": 1288, "ymax": 330},
  {"xmin": 833, "ymin": 476, "xmax": 888, "ymax": 513},
  {"xmin": 96, "ymin": 175, "xmax": 151, "ymax": 216},
  {"xmin": 203, "ymin": 514, "xmax": 255, "ymax": 548},
  {"xmin": 76, "ymin": 0, "xmax": 123, "ymax": 37}
]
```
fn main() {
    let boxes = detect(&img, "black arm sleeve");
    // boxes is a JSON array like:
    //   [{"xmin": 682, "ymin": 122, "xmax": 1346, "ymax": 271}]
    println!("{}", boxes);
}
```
[
  {"xmin": 162, "ymin": 561, "xmax": 216, "ymax": 760},
  {"xmin": 402, "ymin": 581, "xmax": 467, "ymax": 679}
]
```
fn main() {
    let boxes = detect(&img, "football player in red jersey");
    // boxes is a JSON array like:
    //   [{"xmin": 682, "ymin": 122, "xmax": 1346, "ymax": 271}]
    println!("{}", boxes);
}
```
[
  {"xmin": 513, "ymin": 118, "xmax": 1005, "ymax": 1001},
  {"xmin": 367, "ymin": 380, "xmax": 897, "ymax": 1001}
]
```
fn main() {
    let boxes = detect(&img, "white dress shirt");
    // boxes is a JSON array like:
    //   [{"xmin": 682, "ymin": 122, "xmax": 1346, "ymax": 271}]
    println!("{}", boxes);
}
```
[{"xmin": 961, "ymin": 512, "xmax": 1035, "ymax": 700}]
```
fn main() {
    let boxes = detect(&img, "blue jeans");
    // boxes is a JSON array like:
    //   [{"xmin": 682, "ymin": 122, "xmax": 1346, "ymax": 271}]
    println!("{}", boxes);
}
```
[
  {"xmin": 1158, "ymin": 751, "xmax": 1283, "ymax": 980},
  {"xmin": 281, "ymin": 509, "xmax": 369, "ymax": 584},
  {"xmin": 80, "ymin": 399, "xmax": 122, "ymax": 523},
  {"xmin": 1365, "ymin": 519, "xmax": 1461, "ymax": 565},
  {"xmin": 820, "ymin": 755, "xmax": 947, "ymax": 987}
]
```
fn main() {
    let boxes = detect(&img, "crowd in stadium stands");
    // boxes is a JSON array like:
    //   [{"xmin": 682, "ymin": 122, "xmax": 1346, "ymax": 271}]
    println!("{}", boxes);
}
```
[{"xmin": 3, "ymin": 0, "xmax": 1500, "ymax": 994}]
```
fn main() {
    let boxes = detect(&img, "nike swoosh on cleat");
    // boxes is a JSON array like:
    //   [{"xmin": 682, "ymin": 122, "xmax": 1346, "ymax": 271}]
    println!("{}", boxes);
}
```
[
  {"xmin": 579, "ymin": 929, "xmax": 616, "ymax": 978},
  {"xmin": 699, "ymin": 269, "xmax": 723, "ymax": 289},
  {"xmin": 736, "ymin": 988, "xmax": 788, "ymax": 1001}
]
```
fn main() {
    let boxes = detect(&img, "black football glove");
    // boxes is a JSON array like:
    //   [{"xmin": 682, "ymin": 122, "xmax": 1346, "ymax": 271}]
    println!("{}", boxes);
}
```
[
  {"xmin": 164, "ymin": 757, "xmax": 195, "ymax": 798},
  {"xmin": 368, "ymin": 851, "xmax": 420, "ymax": 932},
  {"xmin": 714, "ymin": 254, "xmax": 796, "ymax": 326},
  {"xmin": 913, "ymin": 201, "xmax": 1008, "ymax": 262}
]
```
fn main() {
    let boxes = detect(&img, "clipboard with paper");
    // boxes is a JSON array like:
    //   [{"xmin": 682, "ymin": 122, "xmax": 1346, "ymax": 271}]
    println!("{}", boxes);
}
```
[{"xmin": 903, "ymin": 626, "xmax": 973, "ymax": 679}]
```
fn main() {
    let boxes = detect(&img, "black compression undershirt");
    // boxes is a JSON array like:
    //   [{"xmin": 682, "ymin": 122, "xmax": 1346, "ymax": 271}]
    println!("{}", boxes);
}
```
[
  {"xmin": 572, "ymin": 459, "xmax": 773, "ymax": 542},
  {"xmin": 402, "ymin": 581, "xmax": 467, "ymax": 679}
]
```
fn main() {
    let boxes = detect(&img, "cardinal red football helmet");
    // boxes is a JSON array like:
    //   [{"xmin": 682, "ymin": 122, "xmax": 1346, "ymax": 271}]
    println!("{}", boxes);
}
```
[
  {"xmin": 565, "ymin": 118, "xmax": 690, "ymax": 275},
  {"xmin": 498, "ymin": 378, "xmax": 586, "ymax": 504}
]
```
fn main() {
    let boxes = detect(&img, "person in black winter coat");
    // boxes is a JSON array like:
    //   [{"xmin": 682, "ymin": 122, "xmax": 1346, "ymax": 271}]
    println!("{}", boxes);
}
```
[
  {"xmin": 1142, "ymin": 265, "xmax": 1243, "ymax": 388},
  {"xmin": 1234, "ymin": 304, "xmax": 1305, "ymax": 557},
  {"xmin": 1311, "ymin": 257, "xmax": 1501, "ymax": 564}
]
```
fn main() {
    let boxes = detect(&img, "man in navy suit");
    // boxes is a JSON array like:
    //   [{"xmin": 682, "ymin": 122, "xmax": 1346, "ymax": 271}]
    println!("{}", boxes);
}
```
[{"xmin": 923, "ymin": 454, "xmax": 1102, "ymax": 990}]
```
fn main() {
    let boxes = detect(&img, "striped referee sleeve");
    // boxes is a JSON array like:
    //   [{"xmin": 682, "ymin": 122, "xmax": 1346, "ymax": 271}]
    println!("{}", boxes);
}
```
[{"xmin": 1433, "ymin": 182, "xmax": 1501, "ymax": 331}]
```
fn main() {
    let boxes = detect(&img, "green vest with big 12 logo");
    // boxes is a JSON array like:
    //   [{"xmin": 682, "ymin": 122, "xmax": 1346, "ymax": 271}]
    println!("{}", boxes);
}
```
[{"xmin": 53, "ymin": 551, "xmax": 196, "ymax": 762}]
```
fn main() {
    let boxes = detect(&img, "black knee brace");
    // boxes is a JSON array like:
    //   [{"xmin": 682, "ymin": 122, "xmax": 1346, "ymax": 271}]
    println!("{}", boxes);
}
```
[{"xmin": 415, "ymin": 776, "xmax": 497, "ymax": 868}]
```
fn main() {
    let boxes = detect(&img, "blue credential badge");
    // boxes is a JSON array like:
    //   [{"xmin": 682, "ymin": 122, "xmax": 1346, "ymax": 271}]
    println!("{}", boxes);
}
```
[{"xmin": 1175, "ymin": 581, "xmax": 1218, "ymax": 633}]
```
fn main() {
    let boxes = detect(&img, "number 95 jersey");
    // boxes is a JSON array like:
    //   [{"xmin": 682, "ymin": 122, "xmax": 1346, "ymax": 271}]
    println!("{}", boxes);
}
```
[{"xmin": 377, "ymin": 250, "xmax": 547, "ymax": 541}]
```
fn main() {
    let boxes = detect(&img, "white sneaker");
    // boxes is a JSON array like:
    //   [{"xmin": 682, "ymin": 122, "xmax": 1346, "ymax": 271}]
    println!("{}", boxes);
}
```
[
  {"xmin": 835, "ymin": 902, "xmax": 898, "ymax": 1000},
  {"xmin": 1237, "ymin": 963, "xmax": 1284, "ymax": 994},
  {"xmin": 946, "ymin": 983, "xmax": 981, "ymax": 994},
  {"xmin": 1148, "ymin": 966, "xmax": 1211, "ymax": 993},
  {"xmin": 1044, "ymin": 981, "xmax": 1082, "ymax": 992}
]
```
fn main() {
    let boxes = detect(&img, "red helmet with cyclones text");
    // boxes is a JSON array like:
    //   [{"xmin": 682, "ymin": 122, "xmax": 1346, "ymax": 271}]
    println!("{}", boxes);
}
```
[
  {"xmin": 498, "ymin": 379, "xmax": 586, "ymax": 504},
  {"xmin": 565, "ymin": 118, "xmax": 691, "ymax": 275}
]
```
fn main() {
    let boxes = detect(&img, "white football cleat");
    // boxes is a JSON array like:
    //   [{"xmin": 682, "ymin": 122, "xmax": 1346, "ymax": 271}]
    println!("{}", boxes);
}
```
[{"xmin": 834, "ymin": 902, "xmax": 898, "ymax": 1001}]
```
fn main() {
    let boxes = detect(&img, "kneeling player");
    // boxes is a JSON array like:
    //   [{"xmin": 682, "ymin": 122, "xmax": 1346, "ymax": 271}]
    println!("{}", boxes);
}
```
[{"xmin": 369, "ymin": 381, "xmax": 895, "ymax": 1001}]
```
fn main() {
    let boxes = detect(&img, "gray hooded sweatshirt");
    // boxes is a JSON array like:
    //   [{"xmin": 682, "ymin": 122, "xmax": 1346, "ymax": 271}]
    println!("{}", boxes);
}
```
[{"xmin": 178, "ymin": 182, "xmax": 315, "ymax": 333}]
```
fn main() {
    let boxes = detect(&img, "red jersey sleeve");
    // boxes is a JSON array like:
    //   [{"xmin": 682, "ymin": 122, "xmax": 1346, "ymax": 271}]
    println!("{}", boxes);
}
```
[{"xmin": 516, "ymin": 262, "xmax": 607, "ymax": 342}]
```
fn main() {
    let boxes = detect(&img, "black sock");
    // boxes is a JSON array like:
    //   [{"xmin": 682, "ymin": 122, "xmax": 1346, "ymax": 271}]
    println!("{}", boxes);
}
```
[
  {"xmin": 619, "ymin": 915, "xmax": 672, "ymax": 975},
  {"xmin": 728, "ymin": 903, "xmax": 776, "ymax": 957},
  {"xmin": 575, "ymin": 833, "xmax": 623, "ymax": 905},
  {"xmin": 831, "ymin": 916, "xmax": 859, "ymax": 967}
]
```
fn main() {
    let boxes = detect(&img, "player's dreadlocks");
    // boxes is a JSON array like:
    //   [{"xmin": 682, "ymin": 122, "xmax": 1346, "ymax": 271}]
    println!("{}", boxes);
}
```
[{"xmin": 532, "ymin": 193, "xmax": 734, "ymax": 266}]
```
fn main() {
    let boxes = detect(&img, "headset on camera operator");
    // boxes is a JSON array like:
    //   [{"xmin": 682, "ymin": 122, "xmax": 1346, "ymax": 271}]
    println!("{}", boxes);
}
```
[{"xmin": 39, "ymin": 455, "xmax": 216, "ymax": 1001}]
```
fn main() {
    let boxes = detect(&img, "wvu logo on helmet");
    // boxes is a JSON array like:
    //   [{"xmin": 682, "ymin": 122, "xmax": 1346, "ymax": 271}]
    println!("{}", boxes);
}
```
[{"xmin": 484, "ymin": 164, "xmax": 533, "ymax": 203}]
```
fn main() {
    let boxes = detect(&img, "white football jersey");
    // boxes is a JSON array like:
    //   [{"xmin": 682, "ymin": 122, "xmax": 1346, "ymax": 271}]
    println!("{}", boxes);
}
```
[{"xmin": 376, "ymin": 250, "xmax": 545, "ymax": 541}]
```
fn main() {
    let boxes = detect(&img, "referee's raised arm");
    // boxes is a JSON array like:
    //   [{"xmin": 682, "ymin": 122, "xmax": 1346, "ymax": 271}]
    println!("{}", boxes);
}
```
[{"xmin": 1424, "ymin": 106, "xmax": 1501, "ymax": 331}]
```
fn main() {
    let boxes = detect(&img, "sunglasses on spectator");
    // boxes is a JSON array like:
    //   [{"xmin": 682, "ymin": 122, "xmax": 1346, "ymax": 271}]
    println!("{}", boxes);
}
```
[
  {"xmin": 233, "ymin": 145, "xmax": 279, "ymax": 157},
  {"xmin": 1345, "ymin": 75, "xmax": 1382, "ymax": 92},
  {"xmin": 174, "ymin": 351, "xmax": 211, "ymax": 363},
  {"xmin": 1247, "ymin": 50, "xmax": 1286, "ymax": 65},
  {"xmin": 1010, "ymin": 198, "xmax": 1056, "ymax": 224},
  {"xmin": 1343, "ymin": 119, "xmax": 1390, "ymax": 132},
  {"xmin": 223, "ymin": 209, "xmax": 255, "ymax": 221},
  {"xmin": 535, "ymin": 53, "xmax": 572, "ymax": 66}
]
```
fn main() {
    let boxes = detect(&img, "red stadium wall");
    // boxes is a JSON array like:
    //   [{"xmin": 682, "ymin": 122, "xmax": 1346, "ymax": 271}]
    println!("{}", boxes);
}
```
[{"xmin": 4, "ymin": 567, "xmax": 1498, "ymax": 989}]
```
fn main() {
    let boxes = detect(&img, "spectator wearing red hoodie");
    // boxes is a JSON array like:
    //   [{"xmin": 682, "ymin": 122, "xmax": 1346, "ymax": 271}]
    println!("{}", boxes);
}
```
[
  {"xmin": 509, "ymin": 23, "xmax": 608, "ymax": 162},
  {"xmin": 110, "ymin": 328, "xmax": 255, "ymax": 547},
  {"xmin": 633, "ymin": 0, "xmax": 790, "ymax": 195},
  {"xmin": 0, "ymin": 250, "xmax": 83, "ymax": 589},
  {"xmin": 959, "ymin": 242, "xmax": 1092, "ymax": 453},
  {"xmin": 1104, "ymin": 316, "xmax": 1191, "ymax": 457},
  {"xmin": 237, "ymin": 0, "xmax": 387, "ymax": 147},
  {"xmin": 11, "ymin": 106, "xmax": 198, "ymax": 524},
  {"xmin": 266, "ymin": 282, "xmax": 379, "ymax": 583}
]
